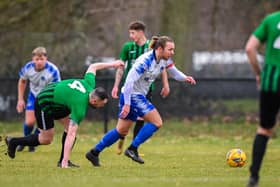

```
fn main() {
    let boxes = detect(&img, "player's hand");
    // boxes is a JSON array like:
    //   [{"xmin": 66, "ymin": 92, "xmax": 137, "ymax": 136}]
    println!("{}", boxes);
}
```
[
  {"xmin": 16, "ymin": 100, "xmax": 25, "ymax": 113},
  {"xmin": 160, "ymin": 86, "xmax": 170, "ymax": 98},
  {"xmin": 111, "ymin": 86, "xmax": 119, "ymax": 99},
  {"xmin": 113, "ymin": 60, "xmax": 124, "ymax": 68},
  {"xmin": 120, "ymin": 104, "xmax": 130, "ymax": 119},
  {"xmin": 185, "ymin": 76, "xmax": 196, "ymax": 85}
]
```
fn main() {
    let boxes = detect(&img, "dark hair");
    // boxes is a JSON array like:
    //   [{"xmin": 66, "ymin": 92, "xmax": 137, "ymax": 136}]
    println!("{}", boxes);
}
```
[
  {"xmin": 128, "ymin": 21, "xmax": 146, "ymax": 31},
  {"xmin": 149, "ymin": 36, "xmax": 174, "ymax": 49},
  {"xmin": 91, "ymin": 87, "xmax": 109, "ymax": 100}
]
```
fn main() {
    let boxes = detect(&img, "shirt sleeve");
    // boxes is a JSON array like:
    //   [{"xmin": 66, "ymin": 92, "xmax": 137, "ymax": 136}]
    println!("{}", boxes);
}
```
[
  {"xmin": 166, "ymin": 58, "xmax": 174, "ymax": 69},
  {"xmin": 84, "ymin": 72, "xmax": 96, "ymax": 88},
  {"xmin": 119, "ymin": 43, "xmax": 129, "ymax": 62},
  {"xmin": 51, "ymin": 67, "xmax": 61, "ymax": 83},
  {"xmin": 166, "ymin": 59, "xmax": 187, "ymax": 81},
  {"xmin": 19, "ymin": 63, "xmax": 31, "ymax": 80},
  {"xmin": 167, "ymin": 65, "xmax": 187, "ymax": 81},
  {"xmin": 253, "ymin": 16, "xmax": 268, "ymax": 43},
  {"xmin": 19, "ymin": 67, "xmax": 26, "ymax": 79}
]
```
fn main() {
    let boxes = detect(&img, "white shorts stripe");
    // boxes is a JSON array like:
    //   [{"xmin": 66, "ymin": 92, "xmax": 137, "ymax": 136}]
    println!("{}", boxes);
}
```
[{"xmin": 41, "ymin": 111, "xmax": 47, "ymax": 130}]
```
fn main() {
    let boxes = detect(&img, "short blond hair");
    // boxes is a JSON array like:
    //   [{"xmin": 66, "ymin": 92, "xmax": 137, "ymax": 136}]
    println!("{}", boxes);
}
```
[{"xmin": 32, "ymin": 47, "xmax": 47, "ymax": 56}]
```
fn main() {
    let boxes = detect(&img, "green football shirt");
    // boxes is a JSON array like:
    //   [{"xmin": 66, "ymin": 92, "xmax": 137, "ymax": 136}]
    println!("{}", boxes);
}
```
[
  {"xmin": 253, "ymin": 11, "xmax": 280, "ymax": 92},
  {"xmin": 37, "ymin": 73, "xmax": 96, "ymax": 124}
]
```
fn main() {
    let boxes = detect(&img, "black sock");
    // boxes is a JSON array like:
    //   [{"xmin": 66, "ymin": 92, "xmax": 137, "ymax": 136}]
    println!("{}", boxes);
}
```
[
  {"xmin": 133, "ymin": 120, "xmax": 144, "ymax": 139},
  {"xmin": 58, "ymin": 131, "xmax": 67, "ymax": 163},
  {"xmin": 119, "ymin": 136, "xmax": 125, "ymax": 140},
  {"xmin": 250, "ymin": 134, "xmax": 269, "ymax": 179},
  {"xmin": 91, "ymin": 148, "xmax": 100, "ymax": 156},
  {"xmin": 58, "ymin": 131, "xmax": 77, "ymax": 163},
  {"xmin": 12, "ymin": 134, "xmax": 40, "ymax": 147}
]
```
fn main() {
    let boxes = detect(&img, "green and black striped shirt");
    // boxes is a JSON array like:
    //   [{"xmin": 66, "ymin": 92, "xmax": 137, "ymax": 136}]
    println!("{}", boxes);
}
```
[
  {"xmin": 37, "ymin": 73, "xmax": 96, "ymax": 124},
  {"xmin": 254, "ymin": 11, "xmax": 280, "ymax": 92}
]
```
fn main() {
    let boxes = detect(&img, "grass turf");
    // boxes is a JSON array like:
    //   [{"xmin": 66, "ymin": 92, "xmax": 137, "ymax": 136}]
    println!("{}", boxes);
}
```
[{"xmin": 0, "ymin": 119, "xmax": 279, "ymax": 187}]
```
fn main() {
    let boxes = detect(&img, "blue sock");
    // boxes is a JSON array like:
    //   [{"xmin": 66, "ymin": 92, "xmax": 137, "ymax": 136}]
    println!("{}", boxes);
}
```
[
  {"xmin": 132, "ymin": 122, "xmax": 159, "ymax": 148},
  {"xmin": 34, "ymin": 127, "xmax": 40, "ymax": 135},
  {"xmin": 23, "ymin": 123, "xmax": 34, "ymax": 137},
  {"xmin": 95, "ymin": 129, "xmax": 121, "ymax": 152}
]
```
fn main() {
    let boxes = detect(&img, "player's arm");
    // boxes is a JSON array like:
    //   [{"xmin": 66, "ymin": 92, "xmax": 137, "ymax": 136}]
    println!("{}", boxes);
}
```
[
  {"xmin": 166, "ymin": 64, "xmax": 196, "ymax": 85},
  {"xmin": 112, "ymin": 43, "xmax": 128, "ymax": 98},
  {"xmin": 111, "ymin": 62, "xmax": 125, "ymax": 98},
  {"xmin": 245, "ymin": 35, "xmax": 261, "ymax": 88},
  {"xmin": 16, "ymin": 78, "xmax": 27, "ymax": 113},
  {"xmin": 52, "ymin": 66, "xmax": 61, "ymax": 83},
  {"xmin": 61, "ymin": 120, "xmax": 78, "ymax": 168},
  {"xmin": 86, "ymin": 60, "xmax": 124, "ymax": 76},
  {"xmin": 160, "ymin": 69, "xmax": 170, "ymax": 98}
]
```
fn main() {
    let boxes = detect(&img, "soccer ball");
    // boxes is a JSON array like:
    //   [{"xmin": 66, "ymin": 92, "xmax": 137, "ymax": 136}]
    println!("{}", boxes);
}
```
[{"xmin": 226, "ymin": 148, "xmax": 246, "ymax": 167}]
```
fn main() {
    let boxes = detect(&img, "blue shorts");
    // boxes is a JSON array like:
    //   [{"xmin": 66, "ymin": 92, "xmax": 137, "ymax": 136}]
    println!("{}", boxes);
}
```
[
  {"xmin": 118, "ymin": 93, "xmax": 155, "ymax": 121},
  {"xmin": 26, "ymin": 92, "xmax": 36, "ymax": 110}
]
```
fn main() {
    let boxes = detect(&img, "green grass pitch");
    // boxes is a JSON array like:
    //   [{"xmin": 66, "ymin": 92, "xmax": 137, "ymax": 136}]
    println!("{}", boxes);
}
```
[{"xmin": 0, "ymin": 119, "xmax": 279, "ymax": 187}]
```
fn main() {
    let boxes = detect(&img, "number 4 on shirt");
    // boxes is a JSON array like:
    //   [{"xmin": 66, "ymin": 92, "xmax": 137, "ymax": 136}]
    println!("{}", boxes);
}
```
[{"xmin": 68, "ymin": 80, "xmax": 86, "ymax": 93}]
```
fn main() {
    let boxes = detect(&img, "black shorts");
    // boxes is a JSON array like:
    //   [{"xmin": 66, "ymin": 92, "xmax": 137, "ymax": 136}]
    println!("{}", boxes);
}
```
[
  {"xmin": 35, "ymin": 98, "xmax": 70, "ymax": 130},
  {"xmin": 260, "ymin": 91, "xmax": 280, "ymax": 129},
  {"xmin": 35, "ymin": 99, "xmax": 55, "ymax": 130}
]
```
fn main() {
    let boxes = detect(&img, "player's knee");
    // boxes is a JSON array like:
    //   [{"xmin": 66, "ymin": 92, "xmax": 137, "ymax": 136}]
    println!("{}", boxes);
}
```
[
  {"xmin": 40, "ymin": 136, "xmax": 53, "ymax": 145},
  {"xmin": 25, "ymin": 119, "xmax": 35, "ymax": 126},
  {"xmin": 257, "ymin": 127, "xmax": 274, "ymax": 137},
  {"xmin": 38, "ymin": 132, "xmax": 54, "ymax": 144},
  {"xmin": 154, "ymin": 121, "xmax": 163, "ymax": 128},
  {"xmin": 116, "ymin": 127, "xmax": 129, "ymax": 136}
]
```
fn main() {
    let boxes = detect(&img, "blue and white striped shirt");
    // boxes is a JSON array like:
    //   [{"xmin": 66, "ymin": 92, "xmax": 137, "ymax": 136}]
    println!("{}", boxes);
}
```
[
  {"xmin": 121, "ymin": 50, "xmax": 170, "ymax": 105},
  {"xmin": 121, "ymin": 50, "xmax": 188, "ymax": 105},
  {"xmin": 19, "ymin": 61, "xmax": 61, "ymax": 96}
]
